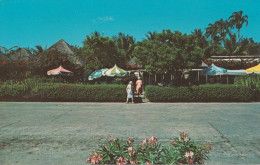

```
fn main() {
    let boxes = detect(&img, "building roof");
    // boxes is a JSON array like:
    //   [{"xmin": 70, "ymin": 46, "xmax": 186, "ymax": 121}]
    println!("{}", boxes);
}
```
[
  {"xmin": 11, "ymin": 48, "xmax": 32, "ymax": 60},
  {"xmin": 45, "ymin": 39, "xmax": 85, "ymax": 67}
]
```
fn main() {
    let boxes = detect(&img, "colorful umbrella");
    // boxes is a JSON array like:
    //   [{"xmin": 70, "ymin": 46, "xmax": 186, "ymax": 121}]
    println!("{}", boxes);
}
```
[
  {"xmin": 88, "ymin": 68, "xmax": 108, "ymax": 80},
  {"xmin": 103, "ymin": 64, "xmax": 128, "ymax": 77},
  {"xmin": 47, "ymin": 66, "xmax": 73, "ymax": 76},
  {"xmin": 246, "ymin": 63, "xmax": 260, "ymax": 73},
  {"xmin": 200, "ymin": 64, "xmax": 227, "ymax": 75}
]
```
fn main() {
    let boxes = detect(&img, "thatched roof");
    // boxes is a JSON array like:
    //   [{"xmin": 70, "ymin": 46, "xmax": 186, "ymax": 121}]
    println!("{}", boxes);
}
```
[
  {"xmin": 46, "ymin": 39, "xmax": 85, "ymax": 67},
  {"xmin": 12, "ymin": 48, "xmax": 32, "ymax": 60}
]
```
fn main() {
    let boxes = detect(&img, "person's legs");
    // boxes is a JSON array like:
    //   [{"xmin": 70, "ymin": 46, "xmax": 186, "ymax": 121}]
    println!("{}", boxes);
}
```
[{"xmin": 126, "ymin": 98, "xmax": 129, "ymax": 103}]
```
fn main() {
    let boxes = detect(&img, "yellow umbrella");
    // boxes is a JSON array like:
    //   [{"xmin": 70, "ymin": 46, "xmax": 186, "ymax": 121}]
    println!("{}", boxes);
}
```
[{"xmin": 246, "ymin": 63, "xmax": 260, "ymax": 73}]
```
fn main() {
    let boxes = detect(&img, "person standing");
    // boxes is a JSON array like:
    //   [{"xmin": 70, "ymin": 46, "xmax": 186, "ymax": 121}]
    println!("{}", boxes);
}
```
[
  {"xmin": 126, "ymin": 81, "xmax": 134, "ymax": 103},
  {"xmin": 136, "ymin": 77, "xmax": 143, "ymax": 97}
]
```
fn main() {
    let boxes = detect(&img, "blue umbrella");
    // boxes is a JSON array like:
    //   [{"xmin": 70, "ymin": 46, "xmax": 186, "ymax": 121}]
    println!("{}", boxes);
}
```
[
  {"xmin": 88, "ymin": 68, "xmax": 108, "ymax": 80},
  {"xmin": 200, "ymin": 64, "xmax": 227, "ymax": 75}
]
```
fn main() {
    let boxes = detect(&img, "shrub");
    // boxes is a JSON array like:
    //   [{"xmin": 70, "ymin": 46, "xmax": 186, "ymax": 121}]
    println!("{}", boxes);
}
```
[
  {"xmin": 0, "ymin": 83, "xmax": 126, "ymax": 102},
  {"xmin": 145, "ymin": 85, "xmax": 257, "ymax": 102},
  {"xmin": 0, "ymin": 84, "xmax": 27, "ymax": 99},
  {"xmin": 234, "ymin": 75, "xmax": 260, "ymax": 100},
  {"xmin": 31, "ymin": 83, "xmax": 126, "ymax": 102},
  {"xmin": 86, "ymin": 133, "xmax": 211, "ymax": 164},
  {"xmin": 234, "ymin": 75, "xmax": 260, "ymax": 90}
]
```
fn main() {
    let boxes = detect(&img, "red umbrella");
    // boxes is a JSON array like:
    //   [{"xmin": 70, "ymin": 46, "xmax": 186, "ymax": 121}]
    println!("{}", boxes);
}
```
[{"xmin": 47, "ymin": 66, "xmax": 73, "ymax": 76}]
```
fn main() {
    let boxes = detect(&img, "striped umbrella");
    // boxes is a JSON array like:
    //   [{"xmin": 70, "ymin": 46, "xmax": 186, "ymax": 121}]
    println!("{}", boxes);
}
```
[
  {"xmin": 88, "ymin": 68, "xmax": 108, "ymax": 80},
  {"xmin": 103, "ymin": 64, "xmax": 128, "ymax": 77}
]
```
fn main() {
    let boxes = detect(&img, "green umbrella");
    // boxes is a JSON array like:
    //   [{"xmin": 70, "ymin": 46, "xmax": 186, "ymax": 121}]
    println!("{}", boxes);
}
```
[{"xmin": 103, "ymin": 64, "xmax": 128, "ymax": 77}]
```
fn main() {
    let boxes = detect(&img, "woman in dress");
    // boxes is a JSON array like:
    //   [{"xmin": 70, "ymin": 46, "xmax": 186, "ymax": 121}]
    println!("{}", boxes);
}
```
[{"xmin": 126, "ymin": 81, "xmax": 134, "ymax": 103}]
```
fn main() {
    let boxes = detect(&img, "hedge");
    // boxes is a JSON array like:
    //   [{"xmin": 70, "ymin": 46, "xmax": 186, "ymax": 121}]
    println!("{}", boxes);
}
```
[
  {"xmin": 0, "ymin": 84, "xmax": 28, "ymax": 99},
  {"xmin": 145, "ymin": 85, "xmax": 257, "ymax": 102},
  {"xmin": 0, "ymin": 83, "xmax": 126, "ymax": 102}
]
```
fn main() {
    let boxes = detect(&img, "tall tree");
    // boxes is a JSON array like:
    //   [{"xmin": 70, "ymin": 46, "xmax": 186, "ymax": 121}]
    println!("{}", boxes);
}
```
[
  {"xmin": 133, "ymin": 30, "xmax": 204, "ymax": 79},
  {"xmin": 113, "ymin": 33, "xmax": 136, "ymax": 64},
  {"xmin": 228, "ymin": 10, "xmax": 248, "ymax": 41},
  {"xmin": 82, "ymin": 31, "xmax": 121, "ymax": 70}
]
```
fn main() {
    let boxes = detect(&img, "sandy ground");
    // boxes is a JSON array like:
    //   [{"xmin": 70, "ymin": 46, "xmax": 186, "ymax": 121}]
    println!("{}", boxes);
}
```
[{"xmin": 0, "ymin": 102, "xmax": 260, "ymax": 164}]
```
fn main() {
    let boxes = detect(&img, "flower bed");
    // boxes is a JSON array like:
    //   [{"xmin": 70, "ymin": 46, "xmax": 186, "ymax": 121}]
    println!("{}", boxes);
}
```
[{"xmin": 86, "ymin": 133, "xmax": 211, "ymax": 164}]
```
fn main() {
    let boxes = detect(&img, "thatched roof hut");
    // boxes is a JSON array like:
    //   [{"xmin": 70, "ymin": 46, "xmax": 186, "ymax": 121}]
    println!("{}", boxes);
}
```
[
  {"xmin": 12, "ymin": 48, "xmax": 32, "ymax": 60},
  {"xmin": 46, "ymin": 39, "xmax": 85, "ymax": 67}
]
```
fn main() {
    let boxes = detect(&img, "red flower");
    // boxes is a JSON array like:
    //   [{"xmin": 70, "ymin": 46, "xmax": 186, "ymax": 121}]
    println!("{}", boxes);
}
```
[
  {"xmin": 86, "ymin": 152, "xmax": 102, "ymax": 164},
  {"xmin": 116, "ymin": 157, "xmax": 127, "ymax": 165},
  {"xmin": 149, "ymin": 136, "xmax": 158, "ymax": 145}
]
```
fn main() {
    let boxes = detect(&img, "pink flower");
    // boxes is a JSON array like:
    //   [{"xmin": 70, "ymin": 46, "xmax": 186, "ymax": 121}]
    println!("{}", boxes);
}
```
[
  {"xmin": 87, "ymin": 152, "xmax": 102, "ymax": 164},
  {"xmin": 183, "ymin": 136, "xmax": 189, "ymax": 142},
  {"xmin": 179, "ymin": 132, "xmax": 189, "ymax": 142},
  {"xmin": 189, "ymin": 151, "xmax": 194, "ymax": 158},
  {"xmin": 128, "ymin": 147, "xmax": 135, "ymax": 156},
  {"xmin": 130, "ymin": 159, "xmax": 138, "ymax": 165},
  {"xmin": 128, "ymin": 146, "xmax": 133, "ymax": 151},
  {"xmin": 109, "ymin": 138, "xmax": 116, "ymax": 142},
  {"xmin": 146, "ymin": 161, "xmax": 152, "ymax": 165},
  {"xmin": 185, "ymin": 151, "xmax": 194, "ymax": 158},
  {"xmin": 171, "ymin": 140, "xmax": 175, "ymax": 145},
  {"xmin": 116, "ymin": 157, "xmax": 127, "ymax": 165},
  {"xmin": 141, "ymin": 139, "xmax": 148, "ymax": 146},
  {"xmin": 149, "ymin": 136, "xmax": 158, "ymax": 145},
  {"xmin": 127, "ymin": 137, "xmax": 135, "ymax": 144}
]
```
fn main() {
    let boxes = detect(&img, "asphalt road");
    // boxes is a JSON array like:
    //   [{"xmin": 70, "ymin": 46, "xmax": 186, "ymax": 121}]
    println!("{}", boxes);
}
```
[{"xmin": 0, "ymin": 102, "xmax": 260, "ymax": 164}]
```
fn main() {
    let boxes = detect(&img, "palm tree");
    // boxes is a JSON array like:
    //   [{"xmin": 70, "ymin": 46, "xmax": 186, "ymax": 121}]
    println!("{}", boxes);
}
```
[
  {"xmin": 113, "ymin": 33, "xmax": 136, "ymax": 66},
  {"xmin": 191, "ymin": 29, "xmax": 208, "ymax": 48},
  {"xmin": 0, "ymin": 46, "xmax": 20, "ymax": 60},
  {"xmin": 228, "ymin": 11, "xmax": 248, "ymax": 41},
  {"xmin": 205, "ymin": 23, "xmax": 220, "ymax": 43},
  {"xmin": 145, "ymin": 31, "xmax": 157, "ymax": 40}
]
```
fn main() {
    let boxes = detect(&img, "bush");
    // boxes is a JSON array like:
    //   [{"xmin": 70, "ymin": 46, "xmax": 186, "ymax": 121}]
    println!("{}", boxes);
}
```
[
  {"xmin": 234, "ymin": 75, "xmax": 260, "ymax": 90},
  {"xmin": 145, "ymin": 85, "xmax": 257, "ymax": 102},
  {"xmin": 31, "ymin": 83, "xmax": 126, "ymax": 102},
  {"xmin": 0, "ymin": 84, "xmax": 27, "ymax": 99},
  {"xmin": 0, "ymin": 83, "xmax": 126, "ymax": 102},
  {"xmin": 86, "ymin": 133, "xmax": 211, "ymax": 164}
]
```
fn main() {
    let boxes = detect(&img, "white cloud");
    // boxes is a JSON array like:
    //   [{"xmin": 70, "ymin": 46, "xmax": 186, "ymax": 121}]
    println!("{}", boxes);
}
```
[{"xmin": 97, "ymin": 16, "xmax": 114, "ymax": 22}]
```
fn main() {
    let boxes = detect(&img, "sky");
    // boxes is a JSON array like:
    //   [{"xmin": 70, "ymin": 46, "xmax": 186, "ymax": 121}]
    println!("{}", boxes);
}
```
[{"xmin": 0, "ymin": 0, "xmax": 259, "ymax": 49}]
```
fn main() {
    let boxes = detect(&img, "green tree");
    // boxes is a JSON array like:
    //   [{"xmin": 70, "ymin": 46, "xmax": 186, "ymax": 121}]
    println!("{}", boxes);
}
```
[
  {"xmin": 228, "ymin": 10, "xmax": 248, "ymax": 41},
  {"xmin": 82, "ymin": 31, "xmax": 122, "ymax": 70},
  {"xmin": 113, "ymin": 33, "xmax": 136, "ymax": 65},
  {"xmin": 133, "ymin": 30, "xmax": 204, "ymax": 80}
]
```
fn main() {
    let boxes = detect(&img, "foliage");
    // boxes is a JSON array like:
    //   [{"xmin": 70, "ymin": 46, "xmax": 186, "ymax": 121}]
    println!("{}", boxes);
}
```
[
  {"xmin": 0, "ymin": 84, "xmax": 27, "ymax": 98},
  {"xmin": 204, "ymin": 10, "xmax": 258, "ymax": 56},
  {"xmin": 113, "ymin": 32, "xmax": 136, "ymax": 65},
  {"xmin": 145, "ymin": 85, "xmax": 257, "ymax": 102},
  {"xmin": 133, "ymin": 30, "xmax": 205, "ymax": 78},
  {"xmin": 234, "ymin": 75, "xmax": 260, "ymax": 99},
  {"xmin": 86, "ymin": 133, "xmax": 211, "ymax": 164},
  {"xmin": 0, "ymin": 82, "xmax": 126, "ymax": 102},
  {"xmin": 82, "ymin": 32, "xmax": 121, "ymax": 70}
]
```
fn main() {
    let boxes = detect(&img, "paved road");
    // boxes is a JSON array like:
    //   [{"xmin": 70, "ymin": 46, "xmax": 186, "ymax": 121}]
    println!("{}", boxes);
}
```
[{"xmin": 0, "ymin": 102, "xmax": 260, "ymax": 164}]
